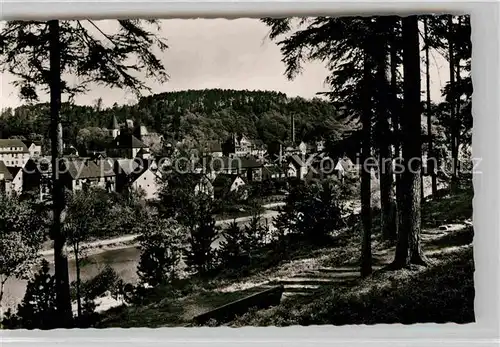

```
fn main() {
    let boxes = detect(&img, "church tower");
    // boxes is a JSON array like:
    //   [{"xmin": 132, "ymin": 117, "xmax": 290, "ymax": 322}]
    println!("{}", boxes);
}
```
[{"xmin": 109, "ymin": 115, "xmax": 120, "ymax": 139}]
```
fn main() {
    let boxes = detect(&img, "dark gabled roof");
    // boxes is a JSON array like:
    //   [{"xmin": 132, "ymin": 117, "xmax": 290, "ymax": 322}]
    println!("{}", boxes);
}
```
[
  {"xmin": 115, "ymin": 158, "xmax": 156, "ymax": 179},
  {"xmin": 212, "ymin": 173, "xmax": 244, "ymax": 195},
  {"xmin": 212, "ymin": 173, "xmax": 236, "ymax": 187},
  {"xmin": 136, "ymin": 147, "xmax": 150, "ymax": 156},
  {"xmin": 0, "ymin": 161, "xmax": 13, "ymax": 180},
  {"xmin": 262, "ymin": 165, "xmax": 283, "ymax": 176},
  {"xmin": 288, "ymin": 154, "xmax": 305, "ymax": 168},
  {"xmin": 109, "ymin": 115, "xmax": 120, "ymax": 130},
  {"xmin": 62, "ymin": 159, "xmax": 115, "ymax": 179},
  {"xmin": 114, "ymin": 134, "xmax": 148, "ymax": 149},
  {"xmin": 23, "ymin": 140, "xmax": 43, "ymax": 148},
  {"xmin": 128, "ymin": 159, "xmax": 158, "ymax": 182},
  {"xmin": 0, "ymin": 139, "xmax": 29, "ymax": 153},
  {"xmin": 6, "ymin": 166, "xmax": 22, "ymax": 178},
  {"xmin": 208, "ymin": 156, "xmax": 262, "ymax": 171}
]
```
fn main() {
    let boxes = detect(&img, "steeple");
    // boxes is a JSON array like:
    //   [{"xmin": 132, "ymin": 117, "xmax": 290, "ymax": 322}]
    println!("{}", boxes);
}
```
[
  {"xmin": 110, "ymin": 115, "xmax": 119, "ymax": 130},
  {"xmin": 109, "ymin": 114, "xmax": 120, "ymax": 139}
]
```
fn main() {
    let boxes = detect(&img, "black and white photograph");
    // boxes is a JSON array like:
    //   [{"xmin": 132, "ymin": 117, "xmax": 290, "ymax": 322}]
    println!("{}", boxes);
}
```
[{"xmin": 0, "ymin": 15, "xmax": 474, "ymax": 329}]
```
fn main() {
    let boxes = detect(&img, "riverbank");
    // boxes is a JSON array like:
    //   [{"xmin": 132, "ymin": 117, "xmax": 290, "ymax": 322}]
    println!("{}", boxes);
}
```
[{"xmin": 40, "ymin": 205, "xmax": 285, "ymax": 262}]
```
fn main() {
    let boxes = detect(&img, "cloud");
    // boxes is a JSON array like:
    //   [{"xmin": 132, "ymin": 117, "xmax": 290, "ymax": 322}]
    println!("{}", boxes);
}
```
[{"xmin": 0, "ymin": 18, "xmax": 447, "ymax": 109}]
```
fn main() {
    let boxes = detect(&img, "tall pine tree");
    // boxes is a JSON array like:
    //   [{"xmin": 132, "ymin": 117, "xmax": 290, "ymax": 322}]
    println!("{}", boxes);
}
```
[{"xmin": 0, "ymin": 19, "xmax": 169, "ymax": 325}]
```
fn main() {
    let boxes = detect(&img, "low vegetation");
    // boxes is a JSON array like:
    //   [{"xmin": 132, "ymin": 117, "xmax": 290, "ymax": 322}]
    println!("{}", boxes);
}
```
[{"xmin": 95, "ymin": 187, "xmax": 474, "ymax": 328}]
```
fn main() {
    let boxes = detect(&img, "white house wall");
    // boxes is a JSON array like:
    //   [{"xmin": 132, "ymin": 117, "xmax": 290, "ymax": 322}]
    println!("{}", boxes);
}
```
[{"xmin": 132, "ymin": 169, "xmax": 160, "ymax": 200}]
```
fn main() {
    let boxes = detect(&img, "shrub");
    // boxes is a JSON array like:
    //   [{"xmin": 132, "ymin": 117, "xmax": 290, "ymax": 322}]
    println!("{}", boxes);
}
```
[
  {"xmin": 243, "ymin": 209, "xmax": 269, "ymax": 249},
  {"xmin": 137, "ymin": 218, "xmax": 185, "ymax": 287},
  {"xmin": 184, "ymin": 194, "xmax": 220, "ymax": 275},
  {"xmin": 218, "ymin": 220, "xmax": 250, "ymax": 269},
  {"xmin": 5, "ymin": 260, "xmax": 59, "ymax": 329},
  {"xmin": 274, "ymin": 179, "xmax": 350, "ymax": 243}
]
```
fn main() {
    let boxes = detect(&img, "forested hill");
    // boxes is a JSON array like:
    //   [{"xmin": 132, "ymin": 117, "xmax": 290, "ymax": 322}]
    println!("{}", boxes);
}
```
[{"xmin": 0, "ymin": 89, "xmax": 353, "ymax": 148}]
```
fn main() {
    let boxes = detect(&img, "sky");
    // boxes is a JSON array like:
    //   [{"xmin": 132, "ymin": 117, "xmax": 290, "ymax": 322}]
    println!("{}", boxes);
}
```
[{"xmin": 0, "ymin": 18, "xmax": 449, "ymax": 109}]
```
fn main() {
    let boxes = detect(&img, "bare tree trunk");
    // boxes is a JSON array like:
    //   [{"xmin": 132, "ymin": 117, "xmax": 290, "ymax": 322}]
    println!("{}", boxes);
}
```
[
  {"xmin": 390, "ymin": 17, "xmax": 403, "ymax": 240},
  {"xmin": 424, "ymin": 17, "xmax": 438, "ymax": 197},
  {"xmin": 421, "ymin": 172, "xmax": 425, "ymax": 201},
  {"xmin": 375, "ymin": 17, "xmax": 397, "ymax": 242},
  {"xmin": 448, "ymin": 15, "xmax": 459, "ymax": 191},
  {"xmin": 74, "ymin": 243, "xmax": 82, "ymax": 321},
  {"xmin": 49, "ymin": 19, "xmax": 73, "ymax": 325},
  {"xmin": 392, "ymin": 15, "xmax": 427, "ymax": 268},
  {"xmin": 0, "ymin": 275, "xmax": 7, "ymax": 307},
  {"xmin": 360, "ymin": 46, "xmax": 373, "ymax": 278},
  {"xmin": 455, "ymin": 16, "xmax": 462, "ymax": 187}
]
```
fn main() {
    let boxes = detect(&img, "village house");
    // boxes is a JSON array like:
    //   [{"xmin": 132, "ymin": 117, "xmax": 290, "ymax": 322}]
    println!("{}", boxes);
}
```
[
  {"xmin": 6, "ymin": 166, "xmax": 23, "ymax": 195},
  {"xmin": 286, "ymin": 154, "xmax": 309, "ymax": 180},
  {"xmin": 59, "ymin": 158, "xmax": 116, "ymax": 193},
  {"xmin": 181, "ymin": 172, "xmax": 215, "ymax": 198},
  {"xmin": 207, "ymin": 155, "xmax": 263, "ymax": 182},
  {"xmin": 0, "ymin": 160, "xmax": 21, "ymax": 196},
  {"xmin": 24, "ymin": 140, "xmax": 43, "ymax": 158},
  {"xmin": 107, "ymin": 115, "xmax": 121, "ymax": 139},
  {"xmin": 0, "ymin": 139, "xmax": 31, "ymax": 167},
  {"xmin": 233, "ymin": 134, "xmax": 252, "ymax": 157},
  {"xmin": 334, "ymin": 157, "xmax": 357, "ymax": 179},
  {"xmin": 262, "ymin": 164, "xmax": 286, "ymax": 181},
  {"xmin": 249, "ymin": 139, "xmax": 267, "ymax": 157},
  {"xmin": 0, "ymin": 161, "xmax": 12, "ymax": 195},
  {"xmin": 112, "ymin": 133, "xmax": 149, "ymax": 159},
  {"xmin": 22, "ymin": 157, "xmax": 52, "ymax": 201},
  {"xmin": 223, "ymin": 134, "xmax": 266, "ymax": 158},
  {"xmin": 305, "ymin": 154, "xmax": 336, "ymax": 182},
  {"xmin": 115, "ymin": 158, "xmax": 161, "ymax": 200},
  {"xmin": 212, "ymin": 173, "xmax": 247, "ymax": 200}
]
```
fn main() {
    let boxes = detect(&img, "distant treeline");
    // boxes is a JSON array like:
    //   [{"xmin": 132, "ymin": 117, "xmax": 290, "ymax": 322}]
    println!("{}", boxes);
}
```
[{"xmin": 0, "ymin": 89, "xmax": 354, "ymax": 151}]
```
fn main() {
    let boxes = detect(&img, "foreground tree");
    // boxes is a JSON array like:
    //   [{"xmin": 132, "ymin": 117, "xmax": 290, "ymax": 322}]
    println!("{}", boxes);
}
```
[
  {"xmin": 5, "ymin": 260, "xmax": 58, "ymax": 330},
  {"xmin": 183, "ymin": 193, "xmax": 220, "ymax": 275},
  {"xmin": 0, "ymin": 195, "xmax": 45, "ymax": 310},
  {"xmin": 218, "ymin": 220, "xmax": 251, "ymax": 269},
  {"xmin": 359, "ymin": 34, "xmax": 374, "ymax": 277},
  {"xmin": 373, "ymin": 17, "xmax": 398, "ymax": 242},
  {"xmin": 262, "ymin": 17, "xmax": 389, "ymax": 276},
  {"xmin": 64, "ymin": 187, "xmax": 110, "ymax": 320},
  {"xmin": 137, "ymin": 218, "xmax": 185, "ymax": 287},
  {"xmin": 425, "ymin": 15, "xmax": 472, "ymax": 190},
  {"xmin": 392, "ymin": 16, "xmax": 427, "ymax": 268},
  {"xmin": 0, "ymin": 19, "xmax": 169, "ymax": 324},
  {"xmin": 422, "ymin": 16, "xmax": 438, "ymax": 196}
]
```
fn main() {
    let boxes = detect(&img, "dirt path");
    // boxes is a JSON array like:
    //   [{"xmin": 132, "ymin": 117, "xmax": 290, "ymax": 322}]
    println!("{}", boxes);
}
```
[{"xmin": 214, "ymin": 222, "xmax": 470, "ymax": 300}]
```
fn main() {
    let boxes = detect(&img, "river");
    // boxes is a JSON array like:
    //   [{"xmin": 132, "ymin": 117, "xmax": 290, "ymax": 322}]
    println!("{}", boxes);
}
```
[
  {"xmin": 1, "ymin": 211, "xmax": 279, "ymax": 313},
  {"xmin": 1, "ymin": 245, "xmax": 142, "ymax": 313}
]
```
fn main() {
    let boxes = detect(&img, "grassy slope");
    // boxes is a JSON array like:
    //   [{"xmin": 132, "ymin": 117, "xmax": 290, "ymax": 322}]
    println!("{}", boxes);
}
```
[
  {"xmin": 100, "ymin": 187, "xmax": 474, "ymax": 327},
  {"xmin": 230, "ymin": 187, "xmax": 475, "ymax": 326},
  {"xmin": 231, "ymin": 246, "xmax": 474, "ymax": 326}
]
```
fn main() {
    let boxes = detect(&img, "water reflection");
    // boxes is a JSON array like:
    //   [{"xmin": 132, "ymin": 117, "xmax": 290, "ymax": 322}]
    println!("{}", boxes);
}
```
[{"xmin": 2, "ymin": 245, "xmax": 141, "ymax": 312}]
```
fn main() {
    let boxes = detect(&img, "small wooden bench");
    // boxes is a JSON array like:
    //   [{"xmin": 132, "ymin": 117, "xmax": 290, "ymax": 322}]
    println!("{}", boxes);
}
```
[{"xmin": 192, "ymin": 285, "xmax": 284, "ymax": 325}]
